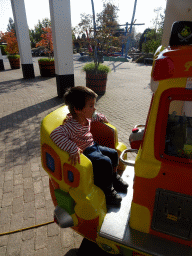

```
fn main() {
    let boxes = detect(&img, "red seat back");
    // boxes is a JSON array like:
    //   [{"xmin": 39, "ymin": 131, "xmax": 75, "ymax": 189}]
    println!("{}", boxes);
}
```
[{"xmin": 90, "ymin": 121, "xmax": 115, "ymax": 149}]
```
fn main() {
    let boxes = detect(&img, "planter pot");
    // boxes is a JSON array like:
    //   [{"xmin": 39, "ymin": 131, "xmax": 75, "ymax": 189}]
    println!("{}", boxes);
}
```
[
  {"xmin": 38, "ymin": 61, "xmax": 55, "ymax": 77},
  {"xmin": 86, "ymin": 73, "xmax": 107, "ymax": 95},
  {"xmin": 8, "ymin": 57, "xmax": 20, "ymax": 69}
]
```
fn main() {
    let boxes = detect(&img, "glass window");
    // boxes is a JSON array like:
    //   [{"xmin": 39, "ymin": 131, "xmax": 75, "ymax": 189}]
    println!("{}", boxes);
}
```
[
  {"xmin": 164, "ymin": 100, "xmax": 192, "ymax": 159},
  {"xmin": 46, "ymin": 152, "xmax": 55, "ymax": 172}
]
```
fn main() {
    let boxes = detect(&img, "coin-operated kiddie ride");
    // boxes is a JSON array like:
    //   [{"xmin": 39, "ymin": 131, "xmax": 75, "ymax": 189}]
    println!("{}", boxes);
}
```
[{"xmin": 41, "ymin": 21, "xmax": 192, "ymax": 255}]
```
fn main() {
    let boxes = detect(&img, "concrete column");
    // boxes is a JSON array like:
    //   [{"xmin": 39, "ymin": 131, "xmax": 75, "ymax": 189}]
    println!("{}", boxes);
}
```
[
  {"xmin": 49, "ymin": 0, "xmax": 74, "ymax": 98},
  {"xmin": 0, "ymin": 48, "xmax": 5, "ymax": 71},
  {"xmin": 11, "ymin": 0, "xmax": 35, "ymax": 78},
  {"xmin": 162, "ymin": 0, "xmax": 192, "ymax": 47}
]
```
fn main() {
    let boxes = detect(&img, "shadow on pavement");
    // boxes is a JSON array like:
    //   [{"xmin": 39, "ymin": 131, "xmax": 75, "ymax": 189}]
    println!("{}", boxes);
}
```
[
  {"xmin": 108, "ymin": 62, "xmax": 126, "ymax": 72},
  {"xmin": 74, "ymin": 238, "xmax": 123, "ymax": 256},
  {"xmin": 0, "ymin": 97, "xmax": 63, "ymax": 133},
  {"xmin": 0, "ymin": 69, "xmax": 14, "ymax": 72},
  {"xmin": 0, "ymin": 97, "xmax": 64, "ymax": 167},
  {"xmin": 0, "ymin": 76, "xmax": 56, "ymax": 94},
  {"xmin": 64, "ymin": 248, "xmax": 78, "ymax": 256}
]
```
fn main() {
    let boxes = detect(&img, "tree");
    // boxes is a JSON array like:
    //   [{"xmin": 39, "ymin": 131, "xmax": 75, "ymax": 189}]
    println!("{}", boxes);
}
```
[
  {"xmin": 36, "ymin": 27, "xmax": 53, "ymax": 57},
  {"xmin": 142, "ymin": 29, "xmax": 162, "ymax": 54},
  {"xmin": 1, "ymin": 29, "xmax": 19, "ymax": 55},
  {"xmin": 77, "ymin": 1, "xmax": 122, "ymax": 61},
  {"xmin": 96, "ymin": 1, "xmax": 119, "ymax": 29},
  {"xmin": 76, "ymin": 13, "xmax": 92, "ymax": 51},
  {"xmin": 95, "ymin": 1, "xmax": 121, "ymax": 53},
  {"xmin": 141, "ymin": 7, "xmax": 165, "ymax": 54},
  {"xmin": 7, "ymin": 18, "xmax": 16, "ymax": 34},
  {"xmin": 78, "ymin": 13, "xmax": 93, "ymax": 36},
  {"xmin": 134, "ymin": 32, "xmax": 142, "ymax": 49},
  {"xmin": 153, "ymin": 7, "xmax": 164, "ymax": 31},
  {"xmin": 139, "ymin": 28, "xmax": 152, "ymax": 51},
  {"xmin": 0, "ymin": 31, "xmax": 6, "ymax": 44},
  {"xmin": 72, "ymin": 27, "xmax": 76, "ymax": 41},
  {"xmin": 29, "ymin": 18, "xmax": 51, "ymax": 45},
  {"xmin": 29, "ymin": 30, "xmax": 36, "ymax": 48}
]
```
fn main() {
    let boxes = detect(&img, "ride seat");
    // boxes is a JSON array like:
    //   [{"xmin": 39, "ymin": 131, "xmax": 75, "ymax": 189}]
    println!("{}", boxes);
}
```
[{"xmin": 41, "ymin": 105, "xmax": 127, "ymax": 211}]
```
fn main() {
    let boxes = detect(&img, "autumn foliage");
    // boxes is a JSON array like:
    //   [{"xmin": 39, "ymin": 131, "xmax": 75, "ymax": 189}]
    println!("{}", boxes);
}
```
[
  {"xmin": 36, "ymin": 27, "xmax": 53, "ymax": 57},
  {"xmin": 1, "ymin": 29, "xmax": 19, "ymax": 55}
]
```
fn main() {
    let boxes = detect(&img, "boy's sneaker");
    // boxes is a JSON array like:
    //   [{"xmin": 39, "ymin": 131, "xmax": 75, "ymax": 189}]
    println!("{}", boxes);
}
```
[
  {"xmin": 113, "ymin": 174, "xmax": 128, "ymax": 193},
  {"xmin": 105, "ymin": 188, "xmax": 122, "ymax": 207}
]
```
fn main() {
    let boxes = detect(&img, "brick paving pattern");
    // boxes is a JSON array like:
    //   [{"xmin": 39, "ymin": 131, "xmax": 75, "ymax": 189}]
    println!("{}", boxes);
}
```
[{"xmin": 0, "ymin": 55, "xmax": 152, "ymax": 256}]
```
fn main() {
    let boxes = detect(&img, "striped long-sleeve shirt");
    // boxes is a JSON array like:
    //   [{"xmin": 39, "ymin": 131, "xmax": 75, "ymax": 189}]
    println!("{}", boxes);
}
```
[{"xmin": 50, "ymin": 112, "xmax": 108, "ymax": 155}]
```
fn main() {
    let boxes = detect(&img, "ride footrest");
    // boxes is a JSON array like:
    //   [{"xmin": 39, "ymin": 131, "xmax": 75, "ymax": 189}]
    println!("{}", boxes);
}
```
[{"xmin": 54, "ymin": 206, "xmax": 74, "ymax": 228}]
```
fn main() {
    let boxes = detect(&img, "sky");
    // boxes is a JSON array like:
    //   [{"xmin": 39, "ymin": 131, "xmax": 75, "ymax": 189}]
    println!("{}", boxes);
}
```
[{"xmin": 0, "ymin": 0, "xmax": 167, "ymax": 34}]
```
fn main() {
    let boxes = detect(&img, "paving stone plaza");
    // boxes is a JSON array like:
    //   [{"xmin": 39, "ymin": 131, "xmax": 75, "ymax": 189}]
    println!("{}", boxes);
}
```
[{"xmin": 0, "ymin": 56, "xmax": 152, "ymax": 256}]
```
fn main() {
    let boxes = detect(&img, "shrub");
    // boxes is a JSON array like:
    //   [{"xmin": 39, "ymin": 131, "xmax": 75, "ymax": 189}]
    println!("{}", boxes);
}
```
[
  {"xmin": 1, "ymin": 30, "xmax": 19, "ymax": 55},
  {"xmin": 8, "ymin": 54, "xmax": 20, "ymax": 59},
  {"xmin": 0, "ymin": 45, "xmax": 7, "ymax": 55},
  {"xmin": 38, "ymin": 58, "xmax": 54, "ymax": 62},
  {"xmin": 82, "ymin": 62, "xmax": 110, "ymax": 74},
  {"xmin": 36, "ymin": 27, "xmax": 53, "ymax": 58}
]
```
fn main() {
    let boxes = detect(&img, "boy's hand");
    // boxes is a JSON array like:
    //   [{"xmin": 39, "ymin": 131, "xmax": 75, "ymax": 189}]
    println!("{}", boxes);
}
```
[{"xmin": 68, "ymin": 149, "xmax": 82, "ymax": 165}]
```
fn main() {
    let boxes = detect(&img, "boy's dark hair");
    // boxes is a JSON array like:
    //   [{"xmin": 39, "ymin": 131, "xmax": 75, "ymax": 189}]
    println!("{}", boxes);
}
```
[{"xmin": 64, "ymin": 86, "xmax": 97, "ymax": 116}]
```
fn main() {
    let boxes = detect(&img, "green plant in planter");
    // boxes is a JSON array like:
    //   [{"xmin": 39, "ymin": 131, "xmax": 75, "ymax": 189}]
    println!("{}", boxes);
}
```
[
  {"xmin": 81, "ymin": 6, "xmax": 111, "ymax": 95},
  {"xmin": 38, "ymin": 58, "xmax": 54, "ymax": 63},
  {"xmin": 82, "ymin": 62, "xmax": 110, "ymax": 74},
  {"xmin": 7, "ymin": 54, "xmax": 20, "ymax": 69},
  {"xmin": 38, "ymin": 58, "xmax": 55, "ymax": 77},
  {"xmin": 82, "ymin": 62, "xmax": 111, "ymax": 95},
  {"xmin": 8, "ymin": 54, "xmax": 20, "ymax": 60}
]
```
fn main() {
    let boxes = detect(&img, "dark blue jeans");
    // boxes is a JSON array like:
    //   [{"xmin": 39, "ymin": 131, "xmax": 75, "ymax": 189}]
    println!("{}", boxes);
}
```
[{"xmin": 83, "ymin": 143, "xmax": 119, "ymax": 192}]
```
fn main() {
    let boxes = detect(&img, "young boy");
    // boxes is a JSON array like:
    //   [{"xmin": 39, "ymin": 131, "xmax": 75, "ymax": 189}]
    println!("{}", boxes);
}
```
[{"xmin": 50, "ymin": 86, "xmax": 128, "ymax": 206}]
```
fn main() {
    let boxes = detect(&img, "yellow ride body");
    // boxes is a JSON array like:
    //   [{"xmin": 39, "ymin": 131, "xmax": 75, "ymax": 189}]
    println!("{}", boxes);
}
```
[{"xmin": 40, "ymin": 105, "xmax": 127, "ymax": 243}]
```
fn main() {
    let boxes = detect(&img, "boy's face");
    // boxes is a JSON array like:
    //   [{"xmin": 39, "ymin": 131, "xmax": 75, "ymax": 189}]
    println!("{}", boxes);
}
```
[{"xmin": 81, "ymin": 98, "xmax": 96, "ymax": 119}]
